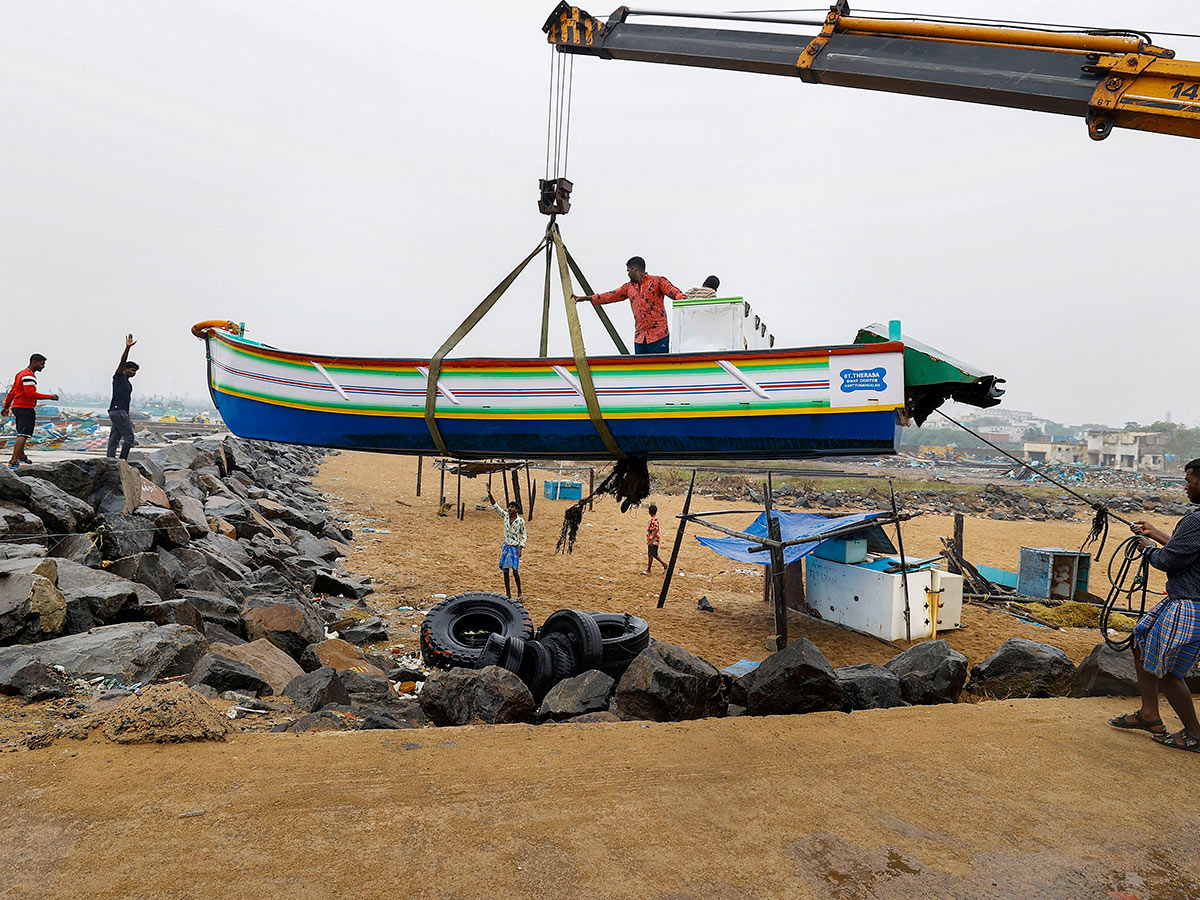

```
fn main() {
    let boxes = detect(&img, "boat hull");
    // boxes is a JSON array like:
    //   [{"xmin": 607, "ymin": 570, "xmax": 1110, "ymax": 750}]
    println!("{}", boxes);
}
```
[{"xmin": 202, "ymin": 329, "xmax": 907, "ymax": 460}]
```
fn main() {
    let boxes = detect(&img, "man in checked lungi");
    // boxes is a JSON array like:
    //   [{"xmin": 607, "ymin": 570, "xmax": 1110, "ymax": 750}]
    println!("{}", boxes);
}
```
[
  {"xmin": 1108, "ymin": 458, "xmax": 1200, "ymax": 753},
  {"xmin": 486, "ymin": 490, "xmax": 527, "ymax": 601}
]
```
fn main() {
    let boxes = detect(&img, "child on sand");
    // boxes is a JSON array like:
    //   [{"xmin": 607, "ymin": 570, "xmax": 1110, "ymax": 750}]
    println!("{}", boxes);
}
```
[
  {"xmin": 644, "ymin": 503, "xmax": 667, "ymax": 574},
  {"xmin": 486, "ymin": 491, "xmax": 526, "ymax": 600}
]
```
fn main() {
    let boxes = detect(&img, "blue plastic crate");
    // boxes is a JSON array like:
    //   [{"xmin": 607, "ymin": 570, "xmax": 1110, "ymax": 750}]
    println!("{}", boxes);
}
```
[{"xmin": 543, "ymin": 480, "xmax": 583, "ymax": 501}]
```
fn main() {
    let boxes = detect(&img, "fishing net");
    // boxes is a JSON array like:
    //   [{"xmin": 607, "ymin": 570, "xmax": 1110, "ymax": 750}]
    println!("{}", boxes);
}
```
[{"xmin": 556, "ymin": 457, "xmax": 651, "ymax": 554}]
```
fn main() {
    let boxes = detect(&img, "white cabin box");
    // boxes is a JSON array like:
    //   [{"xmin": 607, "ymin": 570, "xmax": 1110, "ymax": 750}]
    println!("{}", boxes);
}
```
[
  {"xmin": 672, "ymin": 296, "xmax": 774, "ymax": 353},
  {"xmin": 805, "ymin": 556, "xmax": 964, "ymax": 642}
]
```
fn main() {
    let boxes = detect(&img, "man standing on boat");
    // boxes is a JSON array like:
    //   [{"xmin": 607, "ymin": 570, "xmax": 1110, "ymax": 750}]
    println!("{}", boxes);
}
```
[
  {"xmin": 2, "ymin": 354, "xmax": 58, "ymax": 469},
  {"xmin": 573, "ymin": 256, "xmax": 686, "ymax": 354},
  {"xmin": 107, "ymin": 334, "xmax": 139, "ymax": 460},
  {"xmin": 486, "ymin": 490, "xmax": 527, "ymax": 601}
]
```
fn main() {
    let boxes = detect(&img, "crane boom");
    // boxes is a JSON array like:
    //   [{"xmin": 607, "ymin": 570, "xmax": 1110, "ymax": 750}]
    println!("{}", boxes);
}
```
[{"xmin": 543, "ymin": 2, "xmax": 1200, "ymax": 140}]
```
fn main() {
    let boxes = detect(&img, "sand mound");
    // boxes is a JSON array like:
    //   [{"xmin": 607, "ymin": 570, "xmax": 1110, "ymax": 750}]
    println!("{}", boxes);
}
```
[
  {"xmin": 100, "ymin": 683, "xmax": 230, "ymax": 744},
  {"xmin": 1022, "ymin": 600, "xmax": 1137, "ymax": 632}
]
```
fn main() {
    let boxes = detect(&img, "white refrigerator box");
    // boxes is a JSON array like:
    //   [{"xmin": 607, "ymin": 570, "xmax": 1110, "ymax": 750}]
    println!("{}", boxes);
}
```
[{"xmin": 672, "ymin": 296, "xmax": 774, "ymax": 353}]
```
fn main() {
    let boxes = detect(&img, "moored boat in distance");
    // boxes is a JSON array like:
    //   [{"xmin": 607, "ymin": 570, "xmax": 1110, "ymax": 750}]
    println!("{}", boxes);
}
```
[{"xmin": 192, "ymin": 320, "xmax": 1002, "ymax": 461}]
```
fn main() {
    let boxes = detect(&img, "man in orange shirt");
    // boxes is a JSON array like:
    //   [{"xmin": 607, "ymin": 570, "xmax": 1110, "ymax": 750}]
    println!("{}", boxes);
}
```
[
  {"xmin": 2, "ymin": 354, "xmax": 59, "ymax": 468},
  {"xmin": 573, "ymin": 256, "xmax": 686, "ymax": 354}
]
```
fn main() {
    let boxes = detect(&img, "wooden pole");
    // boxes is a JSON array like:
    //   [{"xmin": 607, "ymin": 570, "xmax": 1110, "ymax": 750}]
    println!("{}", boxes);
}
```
[
  {"xmin": 416, "ymin": 454, "xmax": 423, "ymax": 497},
  {"xmin": 588, "ymin": 467, "xmax": 595, "ymax": 511},
  {"xmin": 540, "ymin": 241, "xmax": 553, "ymax": 358},
  {"xmin": 766, "ymin": 473, "xmax": 788, "ymax": 649},
  {"xmin": 658, "ymin": 470, "xmax": 695, "ymax": 608},
  {"xmin": 502, "ymin": 466, "xmax": 510, "ymax": 506},
  {"xmin": 890, "ymin": 481, "xmax": 912, "ymax": 642},
  {"xmin": 511, "ymin": 468, "xmax": 523, "ymax": 514},
  {"xmin": 439, "ymin": 463, "xmax": 446, "ymax": 505},
  {"xmin": 525, "ymin": 464, "xmax": 534, "ymax": 521},
  {"xmin": 950, "ymin": 513, "xmax": 965, "ymax": 575},
  {"xmin": 456, "ymin": 469, "xmax": 462, "ymax": 521}
]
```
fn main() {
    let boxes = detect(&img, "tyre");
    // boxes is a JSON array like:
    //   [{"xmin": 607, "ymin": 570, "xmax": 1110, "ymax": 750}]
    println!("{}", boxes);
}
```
[
  {"xmin": 518, "ymin": 639, "xmax": 554, "ymax": 700},
  {"xmin": 476, "ymin": 633, "xmax": 508, "ymax": 670},
  {"xmin": 537, "ymin": 609, "xmax": 603, "ymax": 672},
  {"xmin": 501, "ymin": 635, "xmax": 526, "ymax": 674},
  {"xmin": 541, "ymin": 631, "xmax": 579, "ymax": 684},
  {"xmin": 420, "ymin": 592, "xmax": 533, "ymax": 670},
  {"xmin": 588, "ymin": 612, "xmax": 651, "ymax": 678}
]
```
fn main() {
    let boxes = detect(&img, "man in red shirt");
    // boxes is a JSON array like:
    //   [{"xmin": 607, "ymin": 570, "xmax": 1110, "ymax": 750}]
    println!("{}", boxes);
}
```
[
  {"xmin": 573, "ymin": 256, "xmax": 686, "ymax": 354},
  {"xmin": 2, "ymin": 354, "xmax": 59, "ymax": 468}
]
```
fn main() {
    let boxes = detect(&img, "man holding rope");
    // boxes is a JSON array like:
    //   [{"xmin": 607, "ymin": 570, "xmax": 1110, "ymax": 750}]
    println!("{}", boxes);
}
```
[{"xmin": 1108, "ymin": 458, "xmax": 1200, "ymax": 753}]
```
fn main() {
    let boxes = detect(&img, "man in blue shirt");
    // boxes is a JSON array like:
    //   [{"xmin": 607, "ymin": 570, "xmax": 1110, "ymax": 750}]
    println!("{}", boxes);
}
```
[
  {"xmin": 1109, "ymin": 457, "xmax": 1200, "ymax": 753},
  {"xmin": 107, "ymin": 334, "xmax": 139, "ymax": 460}
]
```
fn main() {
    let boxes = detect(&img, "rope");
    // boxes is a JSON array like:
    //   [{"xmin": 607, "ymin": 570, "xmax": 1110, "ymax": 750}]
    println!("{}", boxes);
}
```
[
  {"xmin": 545, "ymin": 47, "xmax": 555, "ymax": 181},
  {"xmin": 562, "ymin": 55, "xmax": 574, "ymax": 178},
  {"xmin": 1099, "ymin": 535, "xmax": 1152, "ymax": 651},
  {"xmin": 934, "ymin": 409, "xmax": 1130, "ymax": 555},
  {"xmin": 424, "ymin": 238, "xmax": 549, "ymax": 457}
]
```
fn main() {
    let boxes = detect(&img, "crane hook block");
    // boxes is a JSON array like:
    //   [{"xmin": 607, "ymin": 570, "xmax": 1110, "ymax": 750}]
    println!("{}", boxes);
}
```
[{"xmin": 539, "ymin": 177, "xmax": 573, "ymax": 216}]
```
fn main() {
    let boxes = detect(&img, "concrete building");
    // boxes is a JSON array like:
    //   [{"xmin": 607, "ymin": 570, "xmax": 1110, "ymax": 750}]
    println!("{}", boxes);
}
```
[
  {"xmin": 1085, "ymin": 431, "xmax": 1168, "ymax": 473},
  {"xmin": 1022, "ymin": 440, "xmax": 1087, "ymax": 466}
]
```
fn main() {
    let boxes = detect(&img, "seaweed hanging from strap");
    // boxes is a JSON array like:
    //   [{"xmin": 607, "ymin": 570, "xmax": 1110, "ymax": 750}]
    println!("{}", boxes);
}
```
[{"xmin": 556, "ymin": 457, "xmax": 651, "ymax": 554}]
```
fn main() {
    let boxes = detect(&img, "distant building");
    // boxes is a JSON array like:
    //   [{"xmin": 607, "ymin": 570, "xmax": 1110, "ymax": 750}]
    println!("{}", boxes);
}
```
[
  {"xmin": 1085, "ymin": 431, "xmax": 1167, "ymax": 473},
  {"xmin": 1022, "ymin": 440, "xmax": 1087, "ymax": 466}
]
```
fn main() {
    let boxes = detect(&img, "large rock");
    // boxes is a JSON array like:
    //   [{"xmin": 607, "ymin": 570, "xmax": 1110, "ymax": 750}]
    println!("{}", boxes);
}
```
[
  {"xmin": 1070, "ymin": 643, "xmax": 1139, "ymax": 697},
  {"xmin": 293, "ymin": 533, "xmax": 342, "ymax": 564},
  {"xmin": 284, "ymin": 666, "xmax": 352, "ymax": 712},
  {"xmin": 121, "ymin": 598, "xmax": 205, "ymax": 632},
  {"xmin": 0, "ymin": 542, "xmax": 44, "ymax": 561},
  {"xmin": 95, "ymin": 512, "xmax": 154, "ymax": 560},
  {"xmin": 341, "ymin": 670, "xmax": 393, "ymax": 704},
  {"xmin": 55, "ymin": 558, "xmax": 153, "ymax": 624},
  {"xmin": 0, "ymin": 501, "xmax": 47, "ymax": 547},
  {"xmin": 19, "ymin": 477, "xmax": 94, "ymax": 534},
  {"xmin": 611, "ymin": 641, "xmax": 724, "ymax": 722},
  {"xmin": 0, "ymin": 466, "xmax": 33, "ymax": 505},
  {"xmin": 0, "ymin": 571, "xmax": 66, "ymax": 644},
  {"xmin": 730, "ymin": 638, "xmax": 842, "ymax": 716},
  {"xmin": 178, "ymin": 591, "xmax": 243, "ymax": 634},
  {"xmin": 836, "ymin": 663, "xmax": 904, "ymax": 711},
  {"xmin": 192, "ymin": 534, "xmax": 252, "ymax": 580},
  {"xmin": 211, "ymin": 638, "xmax": 303, "ymax": 694},
  {"xmin": 243, "ymin": 596, "xmax": 324, "ymax": 660},
  {"xmin": 968, "ymin": 637, "xmax": 1076, "ymax": 699},
  {"xmin": 303, "ymin": 638, "xmax": 385, "ymax": 676},
  {"xmin": 133, "ymin": 505, "xmax": 190, "ymax": 548},
  {"xmin": 538, "ymin": 670, "xmax": 615, "ymax": 721},
  {"xmin": 0, "ymin": 622, "xmax": 208, "ymax": 685},
  {"xmin": 47, "ymin": 532, "xmax": 102, "ymax": 568},
  {"xmin": 18, "ymin": 458, "xmax": 122, "ymax": 506},
  {"xmin": 358, "ymin": 698, "xmax": 428, "ymax": 730},
  {"xmin": 170, "ymin": 496, "xmax": 209, "ymax": 537},
  {"xmin": 107, "ymin": 552, "xmax": 178, "ymax": 601},
  {"xmin": 186, "ymin": 652, "xmax": 273, "ymax": 696},
  {"xmin": 0, "ymin": 659, "xmax": 72, "ymax": 701},
  {"xmin": 312, "ymin": 569, "xmax": 371, "ymax": 600},
  {"xmin": 884, "ymin": 639, "xmax": 968, "ymax": 705},
  {"xmin": 419, "ymin": 666, "xmax": 536, "ymax": 726}
]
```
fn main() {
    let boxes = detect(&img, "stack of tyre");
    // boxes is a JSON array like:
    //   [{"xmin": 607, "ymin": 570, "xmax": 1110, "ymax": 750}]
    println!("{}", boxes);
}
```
[{"xmin": 420, "ymin": 592, "xmax": 650, "ymax": 698}]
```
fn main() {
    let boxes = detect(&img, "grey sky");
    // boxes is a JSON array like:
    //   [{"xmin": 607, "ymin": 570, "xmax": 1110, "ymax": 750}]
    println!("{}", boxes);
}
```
[{"xmin": 2, "ymin": 1, "xmax": 1197, "ymax": 427}]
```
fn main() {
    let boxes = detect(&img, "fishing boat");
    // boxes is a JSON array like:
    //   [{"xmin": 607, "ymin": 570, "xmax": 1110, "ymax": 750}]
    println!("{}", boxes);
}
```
[{"xmin": 192, "ymin": 318, "xmax": 1002, "ymax": 461}]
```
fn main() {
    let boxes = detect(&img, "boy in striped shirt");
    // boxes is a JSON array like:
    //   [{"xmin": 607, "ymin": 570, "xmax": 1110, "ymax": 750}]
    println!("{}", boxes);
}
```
[{"xmin": 2, "ymin": 354, "xmax": 58, "ymax": 468}]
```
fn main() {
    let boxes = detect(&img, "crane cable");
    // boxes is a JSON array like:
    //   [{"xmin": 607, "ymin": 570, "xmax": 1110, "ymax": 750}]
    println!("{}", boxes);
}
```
[{"xmin": 546, "ymin": 47, "xmax": 575, "ymax": 184}]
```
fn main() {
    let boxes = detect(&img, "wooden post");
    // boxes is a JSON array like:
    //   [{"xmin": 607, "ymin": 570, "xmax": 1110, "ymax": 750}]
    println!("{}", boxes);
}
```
[
  {"xmin": 439, "ymin": 463, "xmax": 446, "ymax": 505},
  {"xmin": 890, "ymin": 481, "xmax": 912, "ymax": 642},
  {"xmin": 588, "ymin": 467, "xmax": 595, "ymax": 511},
  {"xmin": 502, "ymin": 466, "xmax": 510, "ymax": 507},
  {"xmin": 525, "ymin": 464, "xmax": 534, "ymax": 521},
  {"xmin": 949, "ymin": 513, "xmax": 965, "ymax": 575},
  {"xmin": 766, "ymin": 472, "xmax": 788, "ymax": 648},
  {"xmin": 511, "ymin": 467, "xmax": 523, "ymax": 514},
  {"xmin": 416, "ymin": 454, "xmax": 423, "ymax": 497},
  {"xmin": 658, "ymin": 470, "xmax": 696, "ymax": 608},
  {"xmin": 456, "ymin": 469, "xmax": 462, "ymax": 521}
]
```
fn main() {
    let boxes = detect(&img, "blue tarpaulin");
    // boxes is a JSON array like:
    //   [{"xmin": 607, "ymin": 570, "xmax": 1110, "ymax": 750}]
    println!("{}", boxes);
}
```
[{"xmin": 695, "ymin": 511, "xmax": 885, "ymax": 567}]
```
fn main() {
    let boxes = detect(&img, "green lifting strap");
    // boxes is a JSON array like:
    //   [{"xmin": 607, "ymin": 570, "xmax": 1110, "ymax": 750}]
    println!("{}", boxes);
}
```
[
  {"xmin": 564, "ymin": 245, "xmax": 630, "ymax": 356},
  {"xmin": 424, "ymin": 238, "xmax": 548, "ymax": 457},
  {"xmin": 551, "ymin": 226, "xmax": 626, "ymax": 460}
]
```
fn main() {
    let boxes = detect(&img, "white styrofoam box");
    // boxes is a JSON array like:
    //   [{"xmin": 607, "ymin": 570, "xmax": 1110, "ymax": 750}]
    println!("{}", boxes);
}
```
[
  {"xmin": 672, "ymin": 296, "xmax": 774, "ymax": 353},
  {"xmin": 804, "ymin": 557, "xmax": 964, "ymax": 641}
]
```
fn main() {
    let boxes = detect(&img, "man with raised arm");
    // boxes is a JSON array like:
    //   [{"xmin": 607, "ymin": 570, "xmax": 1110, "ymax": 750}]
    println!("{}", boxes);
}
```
[
  {"xmin": 107, "ymin": 334, "xmax": 140, "ymax": 460},
  {"xmin": 572, "ymin": 255, "xmax": 686, "ymax": 355},
  {"xmin": 2, "ymin": 354, "xmax": 58, "ymax": 469}
]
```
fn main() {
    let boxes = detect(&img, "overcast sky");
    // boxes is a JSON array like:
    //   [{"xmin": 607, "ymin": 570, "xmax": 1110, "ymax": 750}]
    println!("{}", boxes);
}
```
[{"xmin": 2, "ymin": 1, "xmax": 1197, "ymax": 428}]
